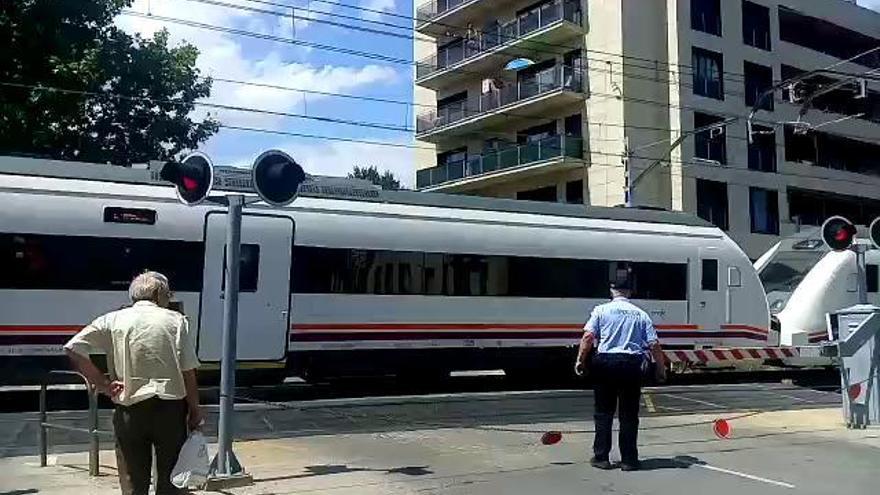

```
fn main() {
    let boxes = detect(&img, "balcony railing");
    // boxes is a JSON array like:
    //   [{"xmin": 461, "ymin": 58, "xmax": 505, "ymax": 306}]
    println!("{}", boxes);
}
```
[
  {"xmin": 417, "ymin": 135, "xmax": 583, "ymax": 189},
  {"xmin": 416, "ymin": 65, "xmax": 583, "ymax": 135},
  {"xmin": 416, "ymin": 0, "xmax": 478, "ymax": 24},
  {"xmin": 416, "ymin": 0, "xmax": 583, "ymax": 80}
]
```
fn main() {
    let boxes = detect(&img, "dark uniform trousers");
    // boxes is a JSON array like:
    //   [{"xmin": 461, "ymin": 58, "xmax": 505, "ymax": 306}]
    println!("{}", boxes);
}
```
[
  {"xmin": 591, "ymin": 353, "xmax": 643, "ymax": 464},
  {"xmin": 113, "ymin": 398, "xmax": 188, "ymax": 495}
]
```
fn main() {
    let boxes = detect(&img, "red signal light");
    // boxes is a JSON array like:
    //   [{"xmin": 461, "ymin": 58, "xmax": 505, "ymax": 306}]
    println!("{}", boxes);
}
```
[
  {"xmin": 821, "ymin": 216, "xmax": 856, "ymax": 252},
  {"xmin": 159, "ymin": 152, "xmax": 214, "ymax": 205}
]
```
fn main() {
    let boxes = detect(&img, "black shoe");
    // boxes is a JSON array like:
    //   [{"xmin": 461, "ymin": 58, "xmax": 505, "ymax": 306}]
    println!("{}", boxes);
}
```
[
  {"xmin": 590, "ymin": 457, "xmax": 613, "ymax": 470},
  {"xmin": 619, "ymin": 461, "xmax": 641, "ymax": 472}
]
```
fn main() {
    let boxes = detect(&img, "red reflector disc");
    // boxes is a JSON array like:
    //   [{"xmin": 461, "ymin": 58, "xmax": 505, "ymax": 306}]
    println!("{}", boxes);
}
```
[
  {"xmin": 713, "ymin": 419, "xmax": 731, "ymax": 439},
  {"xmin": 848, "ymin": 384, "xmax": 862, "ymax": 401},
  {"xmin": 541, "ymin": 431, "xmax": 563, "ymax": 445}
]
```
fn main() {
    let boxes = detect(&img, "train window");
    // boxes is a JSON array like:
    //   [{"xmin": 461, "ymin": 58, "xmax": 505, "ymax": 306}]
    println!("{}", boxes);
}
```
[
  {"xmin": 868, "ymin": 265, "xmax": 879, "ymax": 293},
  {"xmin": 0, "ymin": 233, "xmax": 204, "ymax": 291},
  {"xmin": 291, "ymin": 247, "xmax": 424, "ymax": 295},
  {"xmin": 221, "ymin": 244, "xmax": 260, "ymax": 293},
  {"xmin": 630, "ymin": 262, "xmax": 688, "ymax": 301},
  {"xmin": 702, "ymin": 259, "xmax": 719, "ymax": 291},
  {"xmin": 290, "ymin": 245, "xmax": 687, "ymax": 300},
  {"xmin": 445, "ymin": 254, "xmax": 491, "ymax": 296}
]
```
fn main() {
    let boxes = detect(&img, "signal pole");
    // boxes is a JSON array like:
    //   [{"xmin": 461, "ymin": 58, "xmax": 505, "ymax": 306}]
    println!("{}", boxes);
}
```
[{"xmin": 213, "ymin": 193, "xmax": 245, "ymax": 480}]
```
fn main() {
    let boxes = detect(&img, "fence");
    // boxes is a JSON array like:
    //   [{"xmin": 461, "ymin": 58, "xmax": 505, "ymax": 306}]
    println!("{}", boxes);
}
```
[
  {"xmin": 416, "ymin": 0, "xmax": 583, "ymax": 79},
  {"xmin": 39, "ymin": 370, "xmax": 112, "ymax": 476},
  {"xmin": 417, "ymin": 135, "xmax": 583, "ymax": 189},
  {"xmin": 416, "ymin": 65, "xmax": 583, "ymax": 134}
]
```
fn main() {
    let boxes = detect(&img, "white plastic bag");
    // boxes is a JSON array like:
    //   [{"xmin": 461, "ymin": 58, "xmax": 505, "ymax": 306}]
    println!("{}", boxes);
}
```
[{"xmin": 171, "ymin": 431, "xmax": 210, "ymax": 489}]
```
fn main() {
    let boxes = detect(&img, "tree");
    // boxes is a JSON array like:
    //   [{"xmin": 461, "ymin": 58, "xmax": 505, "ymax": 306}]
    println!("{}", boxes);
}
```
[
  {"xmin": 348, "ymin": 165, "xmax": 403, "ymax": 190},
  {"xmin": 0, "ymin": 0, "xmax": 218, "ymax": 165}
]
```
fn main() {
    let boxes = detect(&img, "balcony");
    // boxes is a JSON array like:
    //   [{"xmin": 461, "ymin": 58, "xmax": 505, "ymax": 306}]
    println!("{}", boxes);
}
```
[
  {"xmin": 417, "ymin": 135, "xmax": 584, "ymax": 191},
  {"xmin": 416, "ymin": 65, "xmax": 585, "ymax": 141},
  {"xmin": 415, "ymin": 0, "xmax": 583, "ymax": 90},
  {"xmin": 416, "ymin": 0, "xmax": 510, "ymax": 36}
]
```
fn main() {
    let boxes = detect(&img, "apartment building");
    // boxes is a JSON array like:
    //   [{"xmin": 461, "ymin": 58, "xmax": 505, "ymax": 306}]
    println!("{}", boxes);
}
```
[{"xmin": 413, "ymin": 0, "xmax": 880, "ymax": 258}]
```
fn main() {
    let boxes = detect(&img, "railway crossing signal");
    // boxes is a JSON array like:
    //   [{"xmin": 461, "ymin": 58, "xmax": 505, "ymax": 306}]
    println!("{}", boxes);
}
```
[
  {"xmin": 821, "ymin": 216, "xmax": 857, "ymax": 251},
  {"xmin": 157, "ymin": 149, "xmax": 306, "ymax": 488},
  {"xmin": 869, "ymin": 218, "xmax": 880, "ymax": 249},
  {"xmin": 159, "ymin": 152, "xmax": 214, "ymax": 205},
  {"xmin": 252, "ymin": 150, "xmax": 306, "ymax": 206}
]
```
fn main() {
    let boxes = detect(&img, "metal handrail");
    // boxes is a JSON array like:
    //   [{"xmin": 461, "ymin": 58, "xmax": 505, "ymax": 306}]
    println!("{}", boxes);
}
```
[
  {"xmin": 417, "ymin": 135, "xmax": 583, "ymax": 188},
  {"xmin": 416, "ymin": 65, "xmax": 584, "ymax": 134},
  {"xmin": 416, "ymin": 0, "xmax": 583, "ymax": 79},
  {"xmin": 39, "ymin": 370, "xmax": 112, "ymax": 476}
]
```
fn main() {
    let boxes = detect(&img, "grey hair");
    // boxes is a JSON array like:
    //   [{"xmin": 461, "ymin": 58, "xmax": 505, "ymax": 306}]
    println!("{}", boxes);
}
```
[{"xmin": 129, "ymin": 271, "xmax": 171, "ymax": 303}]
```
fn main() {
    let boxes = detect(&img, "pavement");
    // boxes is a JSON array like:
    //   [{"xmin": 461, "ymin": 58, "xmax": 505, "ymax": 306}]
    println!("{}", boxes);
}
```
[{"xmin": 1, "ymin": 382, "xmax": 879, "ymax": 495}]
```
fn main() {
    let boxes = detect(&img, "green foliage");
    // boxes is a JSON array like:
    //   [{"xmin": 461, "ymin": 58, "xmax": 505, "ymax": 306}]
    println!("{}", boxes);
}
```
[
  {"xmin": 348, "ymin": 165, "xmax": 403, "ymax": 190},
  {"xmin": 0, "ymin": 0, "xmax": 218, "ymax": 165}
]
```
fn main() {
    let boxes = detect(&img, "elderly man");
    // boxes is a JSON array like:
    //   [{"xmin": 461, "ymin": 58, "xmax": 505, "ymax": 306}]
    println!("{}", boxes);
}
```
[
  {"xmin": 64, "ymin": 271, "xmax": 202, "ymax": 495},
  {"xmin": 575, "ymin": 278, "xmax": 666, "ymax": 471}
]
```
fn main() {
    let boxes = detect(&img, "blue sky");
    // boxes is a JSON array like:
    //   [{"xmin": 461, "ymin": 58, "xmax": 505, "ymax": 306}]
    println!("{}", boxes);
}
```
[
  {"xmin": 117, "ymin": 0, "xmax": 880, "ymax": 187},
  {"xmin": 118, "ymin": 0, "xmax": 417, "ymax": 184}
]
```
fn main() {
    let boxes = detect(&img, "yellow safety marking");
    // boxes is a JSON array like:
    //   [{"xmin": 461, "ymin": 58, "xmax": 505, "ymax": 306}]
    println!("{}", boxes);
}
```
[{"xmin": 643, "ymin": 392, "xmax": 657, "ymax": 413}]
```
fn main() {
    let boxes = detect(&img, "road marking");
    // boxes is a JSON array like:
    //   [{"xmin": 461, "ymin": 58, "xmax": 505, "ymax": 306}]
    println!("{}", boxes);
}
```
[
  {"xmin": 695, "ymin": 463, "xmax": 796, "ymax": 489},
  {"xmin": 660, "ymin": 393, "xmax": 725, "ymax": 409},
  {"xmin": 771, "ymin": 392, "xmax": 814, "ymax": 404},
  {"xmin": 643, "ymin": 393, "xmax": 657, "ymax": 413}
]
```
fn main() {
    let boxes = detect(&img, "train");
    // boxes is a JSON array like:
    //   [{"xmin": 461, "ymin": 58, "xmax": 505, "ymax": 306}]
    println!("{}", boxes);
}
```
[
  {"xmin": 755, "ymin": 226, "xmax": 880, "ymax": 365},
  {"xmin": 1, "ymin": 157, "xmax": 770, "ymax": 384}
]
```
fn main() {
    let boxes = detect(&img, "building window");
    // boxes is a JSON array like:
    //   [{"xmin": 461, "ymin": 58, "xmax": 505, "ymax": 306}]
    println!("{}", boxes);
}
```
[
  {"xmin": 779, "ymin": 6, "xmax": 880, "ymax": 68},
  {"xmin": 694, "ymin": 112, "xmax": 727, "ymax": 164},
  {"xmin": 742, "ymin": 1, "xmax": 771, "ymax": 51},
  {"xmin": 748, "ymin": 125, "xmax": 776, "ymax": 172},
  {"xmin": 566, "ymin": 179, "xmax": 583, "ymax": 204},
  {"xmin": 517, "ymin": 185, "xmax": 557, "ymax": 202},
  {"xmin": 696, "ymin": 179, "xmax": 729, "ymax": 230},
  {"xmin": 691, "ymin": 0, "xmax": 722, "ymax": 36},
  {"xmin": 437, "ymin": 147, "xmax": 467, "ymax": 180},
  {"xmin": 750, "ymin": 187, "xmax": 779, "ymax": 235},
  {"xmin": 692, "ymin": 47, "xmax": 724, "ymax": 100},
  {"xmin": 788, "ymin": 188, "xmax": 880, "ymax": 227},
  {"xmin": 744, "ymin": 61, "xmax": 774, "ymax": 110},
  {"xmin": 783, "ymin": 125, "xmax": 817, "ymax": 164},
  {"xmin": 784, "ymin": 125, "xmax": 880, "ymax": 176}
]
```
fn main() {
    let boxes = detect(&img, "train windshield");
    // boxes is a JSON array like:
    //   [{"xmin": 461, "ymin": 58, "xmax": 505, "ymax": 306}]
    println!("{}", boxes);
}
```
[{"xmin": 758, "ymin": 250, "xmax": 826, "ymax": 312}]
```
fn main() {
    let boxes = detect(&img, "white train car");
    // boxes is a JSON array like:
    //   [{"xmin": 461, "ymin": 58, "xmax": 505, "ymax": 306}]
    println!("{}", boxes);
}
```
[
  {"xmin": 0, "ymin": 157, "xmax": 770, "ymax": 384},
  {"xmin": 756, "ymin": 227, "xmax": 880, "ymax": 352}
]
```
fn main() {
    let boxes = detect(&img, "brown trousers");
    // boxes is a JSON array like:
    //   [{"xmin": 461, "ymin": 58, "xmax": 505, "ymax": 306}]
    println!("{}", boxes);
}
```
[{"xmin": 113, "ymin": 398, "xmax": 188, "ymax": 495}]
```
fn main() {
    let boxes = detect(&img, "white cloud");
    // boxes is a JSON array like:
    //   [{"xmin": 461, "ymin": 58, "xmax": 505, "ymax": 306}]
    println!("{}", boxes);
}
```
[
  {"xmin": 361, "ymin": 0, "xmax": 397, "ymax": 21},
  {"xmin": 232, "ymin": 137, "xmax": 416, "ymax": 188},
  {"xmin": 115, "ymin": 0, "xmax": 398, "ymax": 134}
]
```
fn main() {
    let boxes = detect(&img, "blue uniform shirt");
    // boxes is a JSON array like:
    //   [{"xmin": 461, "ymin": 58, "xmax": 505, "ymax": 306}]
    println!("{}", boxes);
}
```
[{"xmin": 584, "ymin": 297, "xmax": 658, "ymax": 355}]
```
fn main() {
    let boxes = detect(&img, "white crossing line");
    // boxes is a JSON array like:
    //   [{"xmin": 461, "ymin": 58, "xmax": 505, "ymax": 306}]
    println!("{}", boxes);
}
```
[
  {"xmin": 658, "ymin": 392, "xmax": 725, "ymax": 409},
  {"xmin": 695, "ymin": 463, "xmax": 796, "ymax": 489}
]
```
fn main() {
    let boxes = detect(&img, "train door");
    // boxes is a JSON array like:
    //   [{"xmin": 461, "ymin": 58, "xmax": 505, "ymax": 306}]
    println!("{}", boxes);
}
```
[
  {"xmin": 197, "ymin": 213, "xmax": 294, "ymax": 362},
  {"xmin": 690, "ymin": 249, "xmax": 724, "ymax": 345}
]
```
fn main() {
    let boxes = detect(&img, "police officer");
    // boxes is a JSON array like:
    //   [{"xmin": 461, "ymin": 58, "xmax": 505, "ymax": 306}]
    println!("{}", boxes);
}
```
[{"xmin": 575, "ymin": 277, "xmax": 666, "ymax": 471}]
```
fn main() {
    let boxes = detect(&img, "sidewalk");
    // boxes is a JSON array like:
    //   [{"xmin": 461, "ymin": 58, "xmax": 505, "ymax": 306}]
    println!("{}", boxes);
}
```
[{"xmin": 2, "ymin": 406, "xmax": 879, "ymax": 495}]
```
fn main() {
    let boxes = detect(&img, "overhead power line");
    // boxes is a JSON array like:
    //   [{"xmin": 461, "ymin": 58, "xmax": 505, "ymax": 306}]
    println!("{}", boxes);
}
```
[{"xmin": 146, "ymin": 2, "xmax": 754, "ymax": 86}]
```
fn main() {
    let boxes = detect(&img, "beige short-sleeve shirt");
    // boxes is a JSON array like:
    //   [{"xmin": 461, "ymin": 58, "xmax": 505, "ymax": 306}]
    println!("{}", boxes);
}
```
[{"xmin": 64, "ymin": 301, "xmax": 200, "ymax": 406}]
